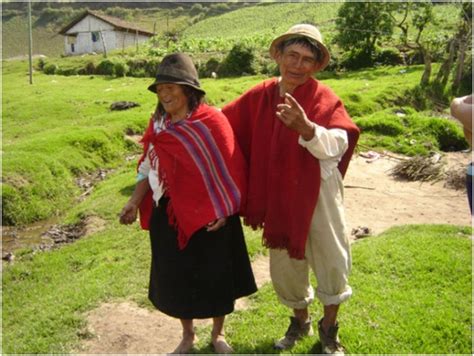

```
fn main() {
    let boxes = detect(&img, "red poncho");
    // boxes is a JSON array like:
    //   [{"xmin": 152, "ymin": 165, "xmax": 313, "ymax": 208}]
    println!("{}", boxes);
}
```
[
  {"xmin": 138, "ymin": 104, "xmax": 247, "ymax": 250},
  {"xmin": 222, "ymin": 77, "xmax": 359, "ymax": 259}
]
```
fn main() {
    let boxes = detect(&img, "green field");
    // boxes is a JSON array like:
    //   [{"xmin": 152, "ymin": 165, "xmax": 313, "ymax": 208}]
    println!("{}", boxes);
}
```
[
  {"xmin": 2, "ymin": 2, "xmax": 472, "ymax": 354},
  {"xmin": 2, "ymin": 58, "xmax": 466, "ymax": 226}
]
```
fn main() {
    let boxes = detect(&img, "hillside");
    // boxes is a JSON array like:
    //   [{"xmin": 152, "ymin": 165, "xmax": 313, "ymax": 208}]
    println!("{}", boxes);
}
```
[
  {"xmin": 182, "ymin": 2, "xmax": 340, "ymax": 40},
  {"xmin": 1, "ymin": 2, "xmax": 254, "ymax": 59},
  {"xmin": 1, "ymin": 2, "xmax": 463, "ymax": 59}
]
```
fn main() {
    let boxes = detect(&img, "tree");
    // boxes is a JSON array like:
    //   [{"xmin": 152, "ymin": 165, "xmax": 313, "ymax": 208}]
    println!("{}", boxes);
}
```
[
  {"xmin": 389, "ymin": 2, "xmax": 437, "ymax": 86},
  {"xmin": 451, "ymin": 2, "xmax": 472, "ymax": 93},
  {"xmin": 334, "ymin": 2, "xmax": 395, "ymax": 61}
]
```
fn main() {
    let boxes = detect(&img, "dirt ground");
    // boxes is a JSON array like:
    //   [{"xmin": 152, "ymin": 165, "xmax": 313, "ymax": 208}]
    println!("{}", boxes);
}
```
[{"xmin": 77, "ymin": 152, "xmax": 472, "ymax": 355}]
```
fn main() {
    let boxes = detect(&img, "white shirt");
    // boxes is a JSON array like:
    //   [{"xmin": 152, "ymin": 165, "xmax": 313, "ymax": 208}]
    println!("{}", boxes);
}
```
[
  {"xmin": 137, "ymin": 120, "xmax": 164, "ymax": 203},
  {"xmin": 138, "ymin": 120, "xmax": 348, "ymax": 202},
  {"xmin": 298, "ymin": 123, "xmax": 348, "ymax": 180}
]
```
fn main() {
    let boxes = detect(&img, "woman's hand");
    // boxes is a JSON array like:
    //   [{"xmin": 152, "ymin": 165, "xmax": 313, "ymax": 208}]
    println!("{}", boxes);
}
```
[
  {"xmin": 276, "ymin": 93, "xmax": 315, "ymax": 141},
  {"xmin": 119, "ymin": 202, "xmax": 138, "ymax": 225},
  {"xmin": 206, "ymin": 217, "xmax": 226, "ymax": 232}
]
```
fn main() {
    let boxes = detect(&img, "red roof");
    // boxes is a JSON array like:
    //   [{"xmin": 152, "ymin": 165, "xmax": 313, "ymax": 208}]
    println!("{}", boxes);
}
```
[{"xmin": 59, "ymin": 10, "xmax": 154, "ymax": 37}]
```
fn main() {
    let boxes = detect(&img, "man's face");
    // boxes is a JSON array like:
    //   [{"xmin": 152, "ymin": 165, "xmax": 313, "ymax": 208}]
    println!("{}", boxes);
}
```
[{"xmin": 276, "ymin": 43, "xmax": 321, "ymax": 89}]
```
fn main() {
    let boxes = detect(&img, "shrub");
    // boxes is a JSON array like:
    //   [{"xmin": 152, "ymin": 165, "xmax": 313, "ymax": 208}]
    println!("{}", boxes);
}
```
[
  {"xmin": 218, "ymin": 44, "xmax": 255, "ymax": 77},
  {"xmin": 423, "ymin": 118, "xmax": 468, "ymax": 152},
  {"xmin": 199, "ymin": 57, "xmax": 220, "ymax": 78},
  {"xmin": 340, "ymin": 48, "xmax": 374, "ymax": 70},
  {"xmin": 355, "ymin": 116, "xmax": 405, "ymax": 136},
  {"xmin": 209, "ymin": 3, "xmax": 230, "ymax": 15},
  {"xmin": 105, "ymin": 7, "xmax": 132, "ymax": 20},
  {"xmin": 96, "ymin": 59, "xmax": 115, "ymax": 76},
  {"xmin": 375, "ymin": 47, "xmax": 403, "ymax": 66},
  {"xmin": 127, "ymin": 58, "xmax": 149, "ymax": 77},
  {"xmin": 114, "ymin": 62, "xmax": 129, "ymax": 77},
  {"xmin": 57, "ymin": 68, "xmax": 78, "ymax": 76},
  {"xmin": 37, "ymin": 58, "xmax": 46, "ymax": 71},
  {"xmin": 144, "ymin": 59, "xmax": 161, "ymax": 77},
  {"xmin": 43, "ymin": 63, "xmax": 58, "ymax": 75},
  {"xmin": 190, "ymin": 3, "xmax": 205, "ymax": 16},
  {"xmin": 82, "ymin": 61, "xmax": 96, "ymax": 75}
]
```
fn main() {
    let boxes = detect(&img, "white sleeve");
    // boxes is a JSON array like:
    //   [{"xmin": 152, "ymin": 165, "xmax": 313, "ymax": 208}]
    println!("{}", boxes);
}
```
[
  {"xmin": 298, "ymin": 123, "xmax": 349, "ymax": 160},
  {"xmin": 137, "ymin": 154, "xmax": 151, "ymax": 182}
]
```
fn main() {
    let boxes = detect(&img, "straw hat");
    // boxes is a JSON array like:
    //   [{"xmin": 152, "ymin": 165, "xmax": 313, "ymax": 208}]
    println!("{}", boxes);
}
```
[
  {"xmin": 148, "ymin": 53, "xmax": 205, "ymax": 95},
  {"xmin": 269, "ymin": 24, "xmax": 330, "ymax": 71}
]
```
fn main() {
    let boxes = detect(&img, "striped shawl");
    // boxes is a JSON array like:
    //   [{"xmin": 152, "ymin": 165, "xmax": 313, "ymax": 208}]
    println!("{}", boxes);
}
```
[{"xmin": 138, "ymin": 104, "xmax": 247, "ymax": 250}]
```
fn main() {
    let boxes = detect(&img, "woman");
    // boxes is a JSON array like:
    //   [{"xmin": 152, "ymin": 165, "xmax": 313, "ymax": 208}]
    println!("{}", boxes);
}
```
[{"xmin": 119, "ymin": 53, "xmax": 257, "ymax": 354}]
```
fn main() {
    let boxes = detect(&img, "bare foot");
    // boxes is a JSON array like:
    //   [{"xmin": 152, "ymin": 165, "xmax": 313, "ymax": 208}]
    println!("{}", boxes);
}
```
[
  {"xmin": 212, "ymin": 334, "xmax": 234, "ymax": 354},
  {"xmin": 171, "ymin": 333, "xmax": 197, "ymax": 354}
]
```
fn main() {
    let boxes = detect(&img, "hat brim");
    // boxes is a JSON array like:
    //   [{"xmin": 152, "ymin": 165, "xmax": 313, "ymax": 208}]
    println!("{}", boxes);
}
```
[
  {"xmin": 147, "ymin": 78, "xmax": 206, "ymax": 96},
  {"xmin": 269, "ymin": 33, "xmax": 330, "ymax": 72}
]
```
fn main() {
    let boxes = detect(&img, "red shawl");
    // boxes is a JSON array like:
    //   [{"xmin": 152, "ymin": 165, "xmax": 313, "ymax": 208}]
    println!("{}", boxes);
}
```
[
  {"xmin": 138, "ymin": 104, "xmax": 247, "ymax": 250},
  {"xmin": 222, "ymin": 77, "xmax": 359, "ymax": 259}
]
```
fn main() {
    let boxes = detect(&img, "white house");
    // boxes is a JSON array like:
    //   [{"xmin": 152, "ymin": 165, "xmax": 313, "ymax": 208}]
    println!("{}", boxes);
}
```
[{"xmin": 59, "ymin": 10, "xmax": 154, "ymax": 55}]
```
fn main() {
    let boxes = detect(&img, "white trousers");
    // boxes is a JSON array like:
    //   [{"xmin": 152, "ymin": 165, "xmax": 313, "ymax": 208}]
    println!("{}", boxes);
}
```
[{"xmin": 269, "ymin": 169, "xmax": 352, "ymax": 308}]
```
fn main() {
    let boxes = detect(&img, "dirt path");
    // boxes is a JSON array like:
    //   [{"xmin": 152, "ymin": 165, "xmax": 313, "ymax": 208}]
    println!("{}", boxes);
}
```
[{"xmin": 77, "ymin": 152, "xmax": 471, "ymax": 354}]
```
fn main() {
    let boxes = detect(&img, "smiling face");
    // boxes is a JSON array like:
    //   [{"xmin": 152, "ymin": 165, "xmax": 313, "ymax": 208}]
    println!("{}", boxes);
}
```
[
  {"xmin": 156, "ymin": 83, "xmax": 189, "ymax": 121},
  {"xmin": 275, "ymin": 43, "xmax": 322, "ymax": 94}
]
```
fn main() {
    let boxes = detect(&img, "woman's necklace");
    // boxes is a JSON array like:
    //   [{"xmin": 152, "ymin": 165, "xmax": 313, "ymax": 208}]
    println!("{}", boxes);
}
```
[{"xmin": 164, "ymin": 111, "xmax": 193, "ymax": 129}]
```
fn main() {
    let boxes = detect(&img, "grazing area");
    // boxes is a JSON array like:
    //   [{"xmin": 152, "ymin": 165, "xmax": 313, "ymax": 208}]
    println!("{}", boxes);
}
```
[{"xmin": 2, "ymin": 1, "xmax": 472, "ymax": 354}]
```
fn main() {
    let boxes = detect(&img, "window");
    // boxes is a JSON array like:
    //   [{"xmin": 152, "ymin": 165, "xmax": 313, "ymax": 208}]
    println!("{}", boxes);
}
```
[{"xmin": 91, "ymin": 32, "xmax": 99, "ymax": 42}]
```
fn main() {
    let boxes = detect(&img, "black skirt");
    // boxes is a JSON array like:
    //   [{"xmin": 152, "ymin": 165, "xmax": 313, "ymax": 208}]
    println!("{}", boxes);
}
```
[{"xmin": 148, "ymin": 196, "xmax": 258, "ymax": 319}]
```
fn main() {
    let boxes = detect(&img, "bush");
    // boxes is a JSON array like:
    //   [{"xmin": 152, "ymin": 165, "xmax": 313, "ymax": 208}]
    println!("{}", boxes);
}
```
[
  {"xmin": 375, "ymin": 47, "xmax": 403, "ymax": 66},
  {"xmin": 105, "ymin": 7, "xmax": 133, "ymax": 20},
  {"xmin": 340, "ymin": 48, "xmax": 374, "ymax": 70},
  {"xmin": 83, "ymin": 61, "xmax": 96, "ymax": 75},
  {"xmin": 190, "ymin": 3, "xmax": 205, "ymax": 16},
  {"xmin": 218, "ymin": 44, "xmax": 255, "ymax": 77},
  {"xmin": 37, "ymin": 58, "xmax": 46, "ymax": 71},
  {"xmin": 114, "ymin": 62, "xmax": 129, "ymax": 77},
  {"xmin": 96, "ymin": 59, "xmax": 116, "ymax": 76},
  {"xmin": 43, "ymin": 63, "xmax": 58, "ymax": 75},
  {"xmin": 423, "ymin": 118, "xmax": 468, "ymax": 152},
  {"xmin": 57, "ymin": 68, "xmax": 78, "ymax": 76},
  {"xmin": 144, "ymin": 59, "xmax": 161, "ymax": 77},
  {"xmin": 199, "ymin": 57, "xmax": 220, "ymax": 78},
  {"xmin": 355, "ymin": 116, "xmax": 405, "ymax": 136},
  {"xmin": 127, "ymin": 58, "xmax": 149, "ymax": 77},
  {"xmin": 209, "ymin": 3, "xmax": 230, "ymax": 15}
]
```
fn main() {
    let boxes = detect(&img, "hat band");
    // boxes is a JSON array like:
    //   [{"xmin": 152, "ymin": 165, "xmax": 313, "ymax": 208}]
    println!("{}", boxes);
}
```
[{"xmin": 154, "ymin": 74, "xmax": 200, "ymax": 88}]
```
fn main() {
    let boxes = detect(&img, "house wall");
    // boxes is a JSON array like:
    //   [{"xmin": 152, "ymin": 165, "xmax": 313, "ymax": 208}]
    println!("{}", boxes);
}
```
[
  {"xmin": 63, "ymin": 15, "xmax": 149, "ymax": 55},
  {"xmin": 115, "ymin": 31, "xmax": 151, "ymax": 51}
]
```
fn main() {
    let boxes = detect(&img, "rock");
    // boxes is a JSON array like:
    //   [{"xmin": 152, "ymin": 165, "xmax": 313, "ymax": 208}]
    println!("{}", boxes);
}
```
[
  {"xmin": 351, "ymin": 226, "xmax": 371, "ymax": 239},
  {"xmin": 2, "ymin": 252, "xmax": 15, "ymax": 262},
  {"xmin": 110, "ymin": 101, "xmax": 140, "ymax": 111}
]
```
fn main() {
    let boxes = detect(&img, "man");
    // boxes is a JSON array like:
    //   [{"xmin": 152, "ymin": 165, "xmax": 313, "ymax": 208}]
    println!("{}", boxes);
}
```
[
  {"xmin": 450, "ymin": 94, "xmax": 473, "ymax": 214},
  {"xmin": 222, "ymin": 24, "xmax": 359, "ymax": 354}
]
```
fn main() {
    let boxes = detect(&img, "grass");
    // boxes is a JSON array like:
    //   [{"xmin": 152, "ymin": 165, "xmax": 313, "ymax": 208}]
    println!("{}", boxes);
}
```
[
  {"xmin": 198, "ymin": 225, "xmax": 472, "ymax": 354},
  {"xmin": 182, "ymin": 2, "xmax": 341, "ymax": 42},
  {"xmin": 3, "ymin": 222, "xmax": 471, "ymax": 354},
  {"xmin": 2, "ymin": 59, "xmax": 466, "ymax": 226},
  {"xmin": 1, "ymin": 163, "xmax": 266, "ymax": 353}
]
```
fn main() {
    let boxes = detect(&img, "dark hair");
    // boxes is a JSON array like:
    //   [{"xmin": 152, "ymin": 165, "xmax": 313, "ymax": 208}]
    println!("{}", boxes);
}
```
[
  {"xmin": 155, "ymin": 85, "xmax": 206, "ymax": 119},
  {"xmin": 277, "ymin": 37, "xmax": 323, "ymax": 63}
]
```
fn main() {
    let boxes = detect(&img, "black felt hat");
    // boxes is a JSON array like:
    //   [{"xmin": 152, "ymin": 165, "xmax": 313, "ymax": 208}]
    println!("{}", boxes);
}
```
[{"xmin": 147, "ymin": 53, "xmax": 205, "ymax": 95}]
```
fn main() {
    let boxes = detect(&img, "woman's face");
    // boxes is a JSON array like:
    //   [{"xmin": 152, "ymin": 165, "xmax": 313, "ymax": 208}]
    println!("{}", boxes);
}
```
[
  {"xmin": 275, "ymin": 43, "xmax": 322, "ymax": 91},
  {"xmin": 156, "ymin": 83, "xmax": 189, "ymax": 120}
]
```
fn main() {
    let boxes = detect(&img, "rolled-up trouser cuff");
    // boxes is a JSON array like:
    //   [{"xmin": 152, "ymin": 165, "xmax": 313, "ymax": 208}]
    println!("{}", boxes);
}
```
[
  {"xmin": 275, "ymin": 285, "xmax": 315, "ymax": 310},
  {"xmin": 316, "ymin": 285, "xmax": 352, "ymax": 306}
]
